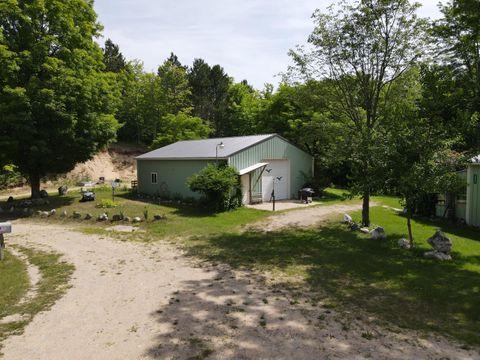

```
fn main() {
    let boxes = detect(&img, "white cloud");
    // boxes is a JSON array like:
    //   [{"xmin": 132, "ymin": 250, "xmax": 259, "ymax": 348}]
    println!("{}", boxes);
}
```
[{"xmin": 94, "ymin": 0, "xmax": 442, "ymax": 88}]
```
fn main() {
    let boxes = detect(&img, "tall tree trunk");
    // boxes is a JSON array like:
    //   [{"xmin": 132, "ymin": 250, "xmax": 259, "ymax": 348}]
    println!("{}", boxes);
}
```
[
  {"xmin": 362, "ymin": 190, "xmax": 370, "ymax": 227},
  {"xmin": 407, "ymin": 210, "xmax": 414, "ymax": 247},
  {"xmin": 30, "ymin": 172, "xmax": 41, "ymax": 199}
]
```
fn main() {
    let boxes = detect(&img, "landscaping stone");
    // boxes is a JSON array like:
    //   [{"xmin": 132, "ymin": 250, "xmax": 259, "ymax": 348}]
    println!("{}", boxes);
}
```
[
  {"xmin": 48, "ymin": 209, "xmax": 56, "ymax": 217},
  {"xmin": 112, "ymin": 214, "xmax": 123, "ymax": 222},
  {"xmin": 19, "ymin": 200, "xmax": 33, "ymax": 208},
  {"xmin": 359, "ymin": 227, "xmax": 370, "ymax": 234},
  {"xmin": 39, "ymin": 211, "xmax": 49, "ymax": 218},
  {"xmin": 348, "ymin": 221, "xmax": 360, "ymax": 231},
  {"xmin": 123, "ymin": 216, "xmax": 131, "ymax": 222},
  {"xmin": 132, "ymin": 217, "xmax": 142, "ymax": 223},
  {"xmin": 153, "ymin": 214, "xmax": 164, "ymax": 221},
  {"xmin": 343, "ymin": 214, "xmax": 352, "ymax": 223},
  {"xmin": 423, "ymin": 229, "xmax": 452, "ymax": 260},
  {"xmin": 32, "ymin": 198, "xmax": 46, "ymax": 206},
  {"xmin": 40, "ymin": 190, "xmax": 49, "ymax": 198},
  {"xmin": 73, "ymin": 211, "xmax": 81, "ymax": 219},
  {"xmin": 58, "ymin": 185, "xmax": 68, "ymax": 196},
  {"xmin": 424, "ymin": 251, "xmax": 452, "ymax": 261},
  {"xmin": 97, "ymin": 213, "xmax": 108, "ymax": 222},
  {"xmin": 427, "ymin": 229, "xmax": 452, "ymax": 254},
  {"xmin": 85, "ymin": 213, "xmax": 93, "ymax": 220},
  {"xmin": 371, "ymin": 227, "xmax": 386, "ymax": 240},
  {"xmin": 398, "ymin": 238, "xmax": 411, "ymax": 249}
]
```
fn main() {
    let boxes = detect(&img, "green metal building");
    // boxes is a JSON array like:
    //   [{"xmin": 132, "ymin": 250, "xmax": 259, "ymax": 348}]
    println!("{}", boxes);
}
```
[
  {"xmin": 435, "ymin": 155, "xmax": 480, "ymax": 227},
  {"xmin": 136, "ymin": 134, "xmax": 314, "ymax": 204},
  {"xmin": 466, "ymin": 155, "xmax": 480, "ymax": 226}
]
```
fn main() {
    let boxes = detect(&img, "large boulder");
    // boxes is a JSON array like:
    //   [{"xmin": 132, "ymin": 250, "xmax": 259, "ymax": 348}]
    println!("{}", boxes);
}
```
[
  {"xmin": 427, "ymin": 230, "xmax": 452, "ymax": 254},
  {"xmin": 371, "ymin": 227, "xmax": 386, "ymax": 240}
]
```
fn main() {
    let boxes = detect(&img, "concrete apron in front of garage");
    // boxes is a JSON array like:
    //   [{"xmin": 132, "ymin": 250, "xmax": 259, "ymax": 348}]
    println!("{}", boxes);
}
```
[{"xmin": 246, "ymin": 200, "xmax": 318, "ymax": 211}]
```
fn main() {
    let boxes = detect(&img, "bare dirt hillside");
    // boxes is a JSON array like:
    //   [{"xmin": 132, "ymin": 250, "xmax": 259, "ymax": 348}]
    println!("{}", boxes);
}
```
[
  {"xmin": 66, "ymin": 144, "xmax": 144, "ymax": 184},
  {"xmin": 0, "ymin": 144, "xmax": 145, "ymax": 198}
]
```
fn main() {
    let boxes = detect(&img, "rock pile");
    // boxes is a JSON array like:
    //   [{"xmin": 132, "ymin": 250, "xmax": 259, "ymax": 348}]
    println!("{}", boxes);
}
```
[{"xmin": 424, "ymin": 229, "xmax": 452, "ymax": 260}]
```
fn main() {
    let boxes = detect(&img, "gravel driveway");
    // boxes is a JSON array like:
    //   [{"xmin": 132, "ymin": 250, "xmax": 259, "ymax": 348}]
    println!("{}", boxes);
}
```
[{"xmin": 1, "ymin": 221, "xmax": 478, "ymax": 360}]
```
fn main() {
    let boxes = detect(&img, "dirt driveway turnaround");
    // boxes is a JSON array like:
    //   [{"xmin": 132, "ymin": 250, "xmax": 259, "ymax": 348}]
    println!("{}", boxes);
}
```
[
  {"xmin": 2, "ymin": 222, "xmax": 478, "ymax": 360},
  {"xmin": 250, "ymin": 203, "xmax": 366, "ymax": 232}
]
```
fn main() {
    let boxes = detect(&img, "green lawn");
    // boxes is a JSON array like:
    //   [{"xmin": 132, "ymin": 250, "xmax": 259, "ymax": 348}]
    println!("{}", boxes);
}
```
[
  {"xmin": 0, "ymin": 247, "xmax": 74, "ymax": 349},
  {"xmin": 0, "ymin": 186, "xmax": 348, "ymax": 240},
  {"xmin": 0, "ymin": 250, "xmax": 29, "ymax": 319},
  {"xmin": 2, "ymin": 186, "xmax": 479, "ymax": 345},
  {"xmin": 0, "ymin": 187, "xmax": 270, "ymax": 239},
  {"xmin": 173, "ymin": 203, "xmax": 480, "ymax": 346}
]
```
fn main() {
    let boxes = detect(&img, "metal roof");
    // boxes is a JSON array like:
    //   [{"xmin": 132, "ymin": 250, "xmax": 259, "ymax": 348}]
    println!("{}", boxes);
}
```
[
  {"xmin": 136, "ymin": 134, "xmax": 277, "ymax": 160},
  {"xmin": 238, "ymin": 162, "xmax": 269, "ymax": 176}
]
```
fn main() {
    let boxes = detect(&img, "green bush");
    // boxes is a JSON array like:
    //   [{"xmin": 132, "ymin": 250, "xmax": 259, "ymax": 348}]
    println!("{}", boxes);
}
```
[
  {"xmin": 96, "ymin": 199, "xmax": 120, "ymax": 208},
  {"xmin": 187, "ymin": 164, "xmax": 241, "ymax": 212}
]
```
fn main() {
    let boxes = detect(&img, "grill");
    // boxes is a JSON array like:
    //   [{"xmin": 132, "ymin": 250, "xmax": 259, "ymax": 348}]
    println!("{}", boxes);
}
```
[{"xmin": 299, "ymin": 188, "xmax": 315, "ymax": 203}]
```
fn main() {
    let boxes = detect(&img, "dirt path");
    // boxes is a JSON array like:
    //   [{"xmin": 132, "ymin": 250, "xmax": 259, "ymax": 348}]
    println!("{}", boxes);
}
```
[
  {"xmin": 251, "ymin": 203, "xmax": 366, "ymax": 232},
  {"xmin": 1, "ymin": 222, "xmax": 478, "ymax": 360}
]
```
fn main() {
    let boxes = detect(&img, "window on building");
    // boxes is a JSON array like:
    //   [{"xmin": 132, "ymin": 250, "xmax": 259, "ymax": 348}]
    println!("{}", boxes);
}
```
[{"xmin": 151, "ymin": 172, "xmax": 158, "ymax": 184}]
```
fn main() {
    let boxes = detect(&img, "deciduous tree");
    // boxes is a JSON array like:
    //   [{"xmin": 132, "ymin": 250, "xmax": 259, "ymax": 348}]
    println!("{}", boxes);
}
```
[
  {"xmin": 0, "ymin": 0, "xmax": 120, "ymax": 198},
  {"xmin": 290, "ymin": 0, "xmax": 426, "ymax": 226}
]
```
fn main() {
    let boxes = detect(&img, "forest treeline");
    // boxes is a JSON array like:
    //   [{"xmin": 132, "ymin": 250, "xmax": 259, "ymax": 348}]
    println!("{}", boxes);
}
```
[{"xmin": 0, "ymin": 0, "xmax": 478, "ymax": 218}]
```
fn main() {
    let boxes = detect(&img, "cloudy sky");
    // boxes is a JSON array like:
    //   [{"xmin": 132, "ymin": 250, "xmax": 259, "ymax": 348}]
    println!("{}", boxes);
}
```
[{"xmin": 94, "ymin": 0, "xmax": 443, "ymax": 88}]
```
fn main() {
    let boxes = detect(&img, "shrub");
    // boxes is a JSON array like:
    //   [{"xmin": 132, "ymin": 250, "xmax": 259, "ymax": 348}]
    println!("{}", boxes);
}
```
[
  {"xmin": 187, "ymin": 164, "xmax": 241, "ymax": 212},
  {"xmin": 96, "ymin": 199, "xmax": 119, "ymax": 208}
]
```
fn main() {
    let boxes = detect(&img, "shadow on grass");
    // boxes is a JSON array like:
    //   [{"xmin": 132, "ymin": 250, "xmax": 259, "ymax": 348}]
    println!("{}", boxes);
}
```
[
  {"xmin": 0, "ymin": 196, "xmax": 75, "ymax": 221},
  {"xmin": 116, "ymin": 192, "xmax": 225, "ymax": 218},
  {"xmin": 181, "ymin": 226, "xmax": 480, "ymax": 345},
  {"xmin": 406, "ymin": 214, "xmax": 480, "ymax": 243}
]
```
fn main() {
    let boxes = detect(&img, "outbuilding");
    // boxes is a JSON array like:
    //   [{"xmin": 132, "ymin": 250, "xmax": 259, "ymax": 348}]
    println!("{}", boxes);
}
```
[
  {"xmin": 136, "ymin": 134, "xmax": 314, "ymax": 204},
  {"xmin": 466, "ymin": 155, "xmax": 480, "ymax": 226},
  {"xmin": 435, "ymin": 155, "xmax": 480, "ymax": 227}
]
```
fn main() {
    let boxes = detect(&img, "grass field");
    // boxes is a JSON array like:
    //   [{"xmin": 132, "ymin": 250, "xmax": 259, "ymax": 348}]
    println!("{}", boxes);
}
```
[
  {"xmin": 0, "ymin": 250, "xmax": 29, "ymax": 319},
  {"xmin": 174, "ymin": 202, "xmax": 480, "ymax": 346},
  {"xmin": 1, "ymin": 186, "xmax": 479, "ymax": 345},
  {"xmin": 0, "ymin": 247, "xmax": 74, "ymax": 350}
]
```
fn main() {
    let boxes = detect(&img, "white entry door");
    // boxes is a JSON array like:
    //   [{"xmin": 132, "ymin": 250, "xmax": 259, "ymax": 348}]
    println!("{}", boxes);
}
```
[{"xmin": 262, "ymin": 160, "xmax": 289, "ymax": 201}]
